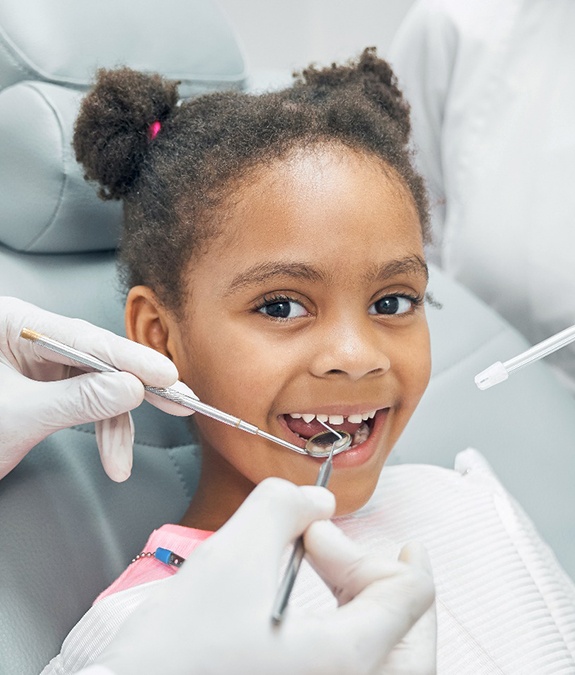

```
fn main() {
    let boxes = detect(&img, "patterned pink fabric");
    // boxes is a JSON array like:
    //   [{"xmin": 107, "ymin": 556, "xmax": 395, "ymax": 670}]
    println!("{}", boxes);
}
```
[{"xmin": 95, "ymin": 523, "xmax": 213, "ymax": 603}]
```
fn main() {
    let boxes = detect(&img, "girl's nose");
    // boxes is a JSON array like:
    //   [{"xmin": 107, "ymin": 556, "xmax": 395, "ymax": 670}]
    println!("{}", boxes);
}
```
[{"xmin": 309, "ymin": 321, "xmax": 391, "ymax": 381}]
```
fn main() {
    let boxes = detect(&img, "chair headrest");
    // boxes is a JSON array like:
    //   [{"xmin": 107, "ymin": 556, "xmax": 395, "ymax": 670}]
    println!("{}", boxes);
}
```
[
  {"xmin": 0, "ymin": 0, "xmax": 247, "ymax": 253},
  {"xmin": 0, "ymin": 0, "xmax": 247, "ymax": 97},
  {"xmin": 0, "ymin": 82, "xmax": 122, "ymax": 253}
]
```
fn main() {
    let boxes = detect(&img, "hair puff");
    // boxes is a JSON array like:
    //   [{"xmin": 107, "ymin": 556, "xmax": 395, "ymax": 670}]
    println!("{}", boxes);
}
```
[
  {"xmin": 73, "ymin": 67, "xmax": 179, "ymax": 200},
  {"xmin": 295, "ymin": 47, "xmax": 411, "ymax": 144}
]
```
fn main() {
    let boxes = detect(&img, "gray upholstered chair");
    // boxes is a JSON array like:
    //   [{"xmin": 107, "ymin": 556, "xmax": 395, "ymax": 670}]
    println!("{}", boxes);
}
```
[{"xmin": 1, "ymin": 2, "xmax": 574, "ymax": 673}]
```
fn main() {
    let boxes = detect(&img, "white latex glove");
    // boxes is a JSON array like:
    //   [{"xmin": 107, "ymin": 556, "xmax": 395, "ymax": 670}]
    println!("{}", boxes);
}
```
[
  {"xmin": 95, "ymin": 478, "xmax": 436, "ymax": 675},
  {"xmin": 0, "ymin": 297, "xmax": 193, "ymax": 482},
  {"xmin": 305, "ymin": 520, "xmax": 437, "ymax": 675}
]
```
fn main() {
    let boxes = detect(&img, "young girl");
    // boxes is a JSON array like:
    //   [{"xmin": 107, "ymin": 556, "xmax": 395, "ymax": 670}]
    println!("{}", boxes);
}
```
[
  {"xmin": 74, "ymin": 48, "xmax": 432, "ymax": 533},
  {"xmin": 44, "ymin": 50, "xmax": 575, "ymax": 673}
]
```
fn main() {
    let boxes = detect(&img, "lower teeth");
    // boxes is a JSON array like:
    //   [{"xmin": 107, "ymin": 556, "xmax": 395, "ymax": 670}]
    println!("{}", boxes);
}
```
[
  {"xmin": 294, "ymin": 421, "xmax": 371, "ymax": 450},
  {"xmin": 351, "ymin": 422, "xmax": 370, "ymax": 447}
]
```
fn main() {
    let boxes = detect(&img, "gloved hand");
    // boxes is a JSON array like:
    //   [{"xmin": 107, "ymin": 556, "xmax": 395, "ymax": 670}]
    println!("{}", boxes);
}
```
[
  {"xmin": 0, "ymin": 297, "xmax": 193, "ymax": 482},
  {"xmin": 95, "ymin": 479, "xmax": 436, "ymax": 675},
  {"xmin": 304, "ymin": 518, "xmax": 437, "ymax": 675}
]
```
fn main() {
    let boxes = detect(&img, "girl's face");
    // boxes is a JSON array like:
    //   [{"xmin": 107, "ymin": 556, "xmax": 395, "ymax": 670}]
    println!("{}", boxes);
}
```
[{"xmin": 129, "ymin": 145, "xmax": 431, "ymax": 529}]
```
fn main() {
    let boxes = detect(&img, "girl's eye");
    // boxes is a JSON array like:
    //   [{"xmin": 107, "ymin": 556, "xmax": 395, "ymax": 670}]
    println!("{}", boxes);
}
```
[
  {"xmin": 257, "ymin": 297, "xmax": 308, "ymax": 319},
  {"xmin": 368, "ymin": 295, "xmax": 417, "ymax": 316}
]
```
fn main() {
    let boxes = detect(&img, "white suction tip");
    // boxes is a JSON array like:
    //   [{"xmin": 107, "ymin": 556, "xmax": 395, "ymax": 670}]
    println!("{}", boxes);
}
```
[{"xmin": 474, "ymin": 361, "xmax": 509, "ymax": 390}]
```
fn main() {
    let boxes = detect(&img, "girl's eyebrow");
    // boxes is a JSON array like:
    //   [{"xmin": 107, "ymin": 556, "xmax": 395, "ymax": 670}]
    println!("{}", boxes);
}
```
[
  {"xmin": 225, "ymin": 262, "xmax": 326, "ymax": 295},
  {"xmin": 225, "ymin": 255, "xmax": 428, "ymax": 295},
  {"xmin": 369, "ymin": 255, "xmax": 429, "ymax": 284}
]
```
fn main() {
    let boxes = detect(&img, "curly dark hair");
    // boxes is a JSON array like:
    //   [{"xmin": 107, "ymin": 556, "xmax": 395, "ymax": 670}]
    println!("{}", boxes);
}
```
[{"xmin": 74, "ymin": 48, "xmax": 429, "ymax": 313}]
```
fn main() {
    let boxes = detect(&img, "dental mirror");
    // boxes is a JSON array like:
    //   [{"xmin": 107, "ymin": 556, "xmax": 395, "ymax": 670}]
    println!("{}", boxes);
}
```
[{"xmin": 305, "ymin": 430, "xmax": 352, "ymax": 457}]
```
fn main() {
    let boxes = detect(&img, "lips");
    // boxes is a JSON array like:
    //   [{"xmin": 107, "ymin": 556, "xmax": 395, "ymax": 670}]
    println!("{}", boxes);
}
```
[
  {"xmin": 332, "ymin": 408, "xmax": 389, "ymax": 468},
  {"xmin": 282, "ymin": 409, "xmax": 379, "ymax": 449}
]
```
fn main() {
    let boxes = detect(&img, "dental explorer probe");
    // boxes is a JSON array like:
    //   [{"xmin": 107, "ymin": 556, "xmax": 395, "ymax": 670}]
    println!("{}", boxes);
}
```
[
  {"xmin": 475, "ymin": 322, "xmax": 575, "ymax": 390},
  {"xmin": 271, "ymin": 422, "xmax": 352, "ymax": 625},
  {"xmin": 19, "ymin": 328, "xmax": 348, "ymax": 459}
]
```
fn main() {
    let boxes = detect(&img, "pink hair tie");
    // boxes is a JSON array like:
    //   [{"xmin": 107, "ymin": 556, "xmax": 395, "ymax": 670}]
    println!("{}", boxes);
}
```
[{"xmin": 148, "ymin": 120, "xmax": 161, "ymax": 141}]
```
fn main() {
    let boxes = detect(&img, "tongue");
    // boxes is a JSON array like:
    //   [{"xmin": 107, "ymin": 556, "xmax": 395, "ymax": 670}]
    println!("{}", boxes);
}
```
[{"xmin": 284, "ymin": 415, "xmax": 364, "ymax": 440}]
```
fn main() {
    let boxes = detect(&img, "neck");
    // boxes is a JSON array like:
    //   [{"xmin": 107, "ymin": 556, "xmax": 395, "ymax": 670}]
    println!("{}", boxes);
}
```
[{"xmin": 179, "ymin": 446, "xmax": 256, "ymax": 531}]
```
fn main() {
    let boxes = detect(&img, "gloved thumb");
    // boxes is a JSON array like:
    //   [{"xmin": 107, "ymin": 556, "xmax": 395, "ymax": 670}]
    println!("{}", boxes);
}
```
[{"xmin": 302, "ymin": 521, "xmax": 435, "ymax": 673}]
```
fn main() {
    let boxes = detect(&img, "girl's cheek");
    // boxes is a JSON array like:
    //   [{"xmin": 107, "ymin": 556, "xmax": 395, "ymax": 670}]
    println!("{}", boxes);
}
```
[{"xmin": 400, "ymin": 333, "xmax": 431, "ymax": 395}]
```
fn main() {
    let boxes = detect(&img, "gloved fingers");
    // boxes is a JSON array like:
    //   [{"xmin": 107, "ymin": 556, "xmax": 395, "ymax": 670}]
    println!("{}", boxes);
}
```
[
  {"xmin": 74, "ymin": 325, "xmax": 178, "ymax": 388},
  {"xmin": 138, "ymin": 481, "xmax": 337, "ymax": 662},
  {"xmin": 0, "ymin": 370, "xmax": 143, "ymax": 479},
  {"xmin": 27, "ymin": 371, "xmax": 143, "ymax": 444},
  {"xmin": 2, "ymin": 296, "xmax": 178, "ymax": 386},
  {"xmin": 378, "ymin": 599, "xmax": 437, "ymax": 675},
  {"xmin": 6, "ymin": 298, "xmax": 197, "ymax": 416},
  {"xmin": 303, "ymin": 519, "xmax": 386, "ymax": 604},
  {"xmin": 331, "ymin": 557, "xmax": 434, "ymax": 662},
  {"xmin": 144, "ymin": 380, "xmax": 197, "ymax": 417},
  {"xmin": 397, "ymin": 540, "xmax": 432, "ymax": 571},
  {"xmin": 6, "ymin": 370, "xmax": 144, "ymax": 433},
  {"xmin": 56, "ymin": 371, "xmax": 146, "ymax": 425},
  {"xmin": 305, "ymin": 523, "xmax": 433, "ymax": 606},
  {"xmin": 95, "ymin": 412, "xmax": 135, "ymax": 482},
  {"xmin": 302, "ymin": 522, "xmax": 435, "ymax": 669},
  {"xmin": 371, "ymin": 542, "xmax": 437, "ymax": 675},
  {"xmin": 218, "ymin": 478, "xmax": 335, "ymax": 551},
  {"xmin": 180, "ymin": 479, "xmax": 335, "ymax": 593}
]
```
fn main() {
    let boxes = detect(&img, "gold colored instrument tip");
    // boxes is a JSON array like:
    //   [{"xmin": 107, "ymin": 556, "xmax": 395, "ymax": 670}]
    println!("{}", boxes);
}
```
[{"xmin": 20, "ymin": 327, "xmax": 43, "ymax": 342}]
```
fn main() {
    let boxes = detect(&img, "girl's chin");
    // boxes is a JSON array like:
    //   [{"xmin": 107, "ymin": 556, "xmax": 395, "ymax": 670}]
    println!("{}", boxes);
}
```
[
  {"xmin": 312, "ymin": 409, "xmax": 391, "ymax": 514},
  {"xmin": 331, "ymin": 477, "xmax": 380, "ymax": 516}
]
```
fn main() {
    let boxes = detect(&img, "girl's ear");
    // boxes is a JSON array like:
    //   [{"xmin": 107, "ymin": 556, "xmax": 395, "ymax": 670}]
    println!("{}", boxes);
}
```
[{"xmin": 125, "ymin": 286, "xmax": 176, "ymax": 360}]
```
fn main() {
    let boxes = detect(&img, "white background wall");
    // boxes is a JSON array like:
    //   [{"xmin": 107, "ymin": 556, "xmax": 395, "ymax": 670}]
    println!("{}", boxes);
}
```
[{"xmin": 217, "ymin": 0, "xmax": 417, "ymax": 73}]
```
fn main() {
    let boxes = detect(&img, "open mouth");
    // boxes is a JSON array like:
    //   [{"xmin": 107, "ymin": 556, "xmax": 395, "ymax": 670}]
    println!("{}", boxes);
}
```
[{"xmin": 281, "ymin": 410, "xmax": 378, "ymax": 450}]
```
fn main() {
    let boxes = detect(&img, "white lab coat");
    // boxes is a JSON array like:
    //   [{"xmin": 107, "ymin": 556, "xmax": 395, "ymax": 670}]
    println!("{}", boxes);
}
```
[{"xmin": 389, "ymin": 0, "xmax": 575, "ymax": 392}]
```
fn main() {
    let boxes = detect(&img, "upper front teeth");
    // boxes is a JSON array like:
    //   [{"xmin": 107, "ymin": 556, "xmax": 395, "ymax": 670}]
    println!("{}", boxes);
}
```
[{"xmin": 289, "ymin": 410, "xmax": 377, "ymax": 425}]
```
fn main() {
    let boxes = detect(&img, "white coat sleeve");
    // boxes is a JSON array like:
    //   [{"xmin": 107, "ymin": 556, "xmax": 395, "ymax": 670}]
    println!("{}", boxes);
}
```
[{"xmin": 388, "ymin": 0, "xmax": 459, "ymax": 262}]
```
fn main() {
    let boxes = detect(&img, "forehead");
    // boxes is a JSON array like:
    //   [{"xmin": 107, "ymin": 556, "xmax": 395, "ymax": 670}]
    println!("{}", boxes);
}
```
[
  {"xmin": 193, "ymin": 144, "xmax": 425, "ymax": 287},
  {"xmin": 230, "ymin": 145, "xmax": 420, "ymax": 239}
]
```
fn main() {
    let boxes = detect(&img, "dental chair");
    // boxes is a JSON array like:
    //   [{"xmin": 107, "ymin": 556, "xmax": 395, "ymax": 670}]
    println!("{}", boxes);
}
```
[{"xmin": 1, "ymin": 2, "xmax": 575, "ymax": 673}]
